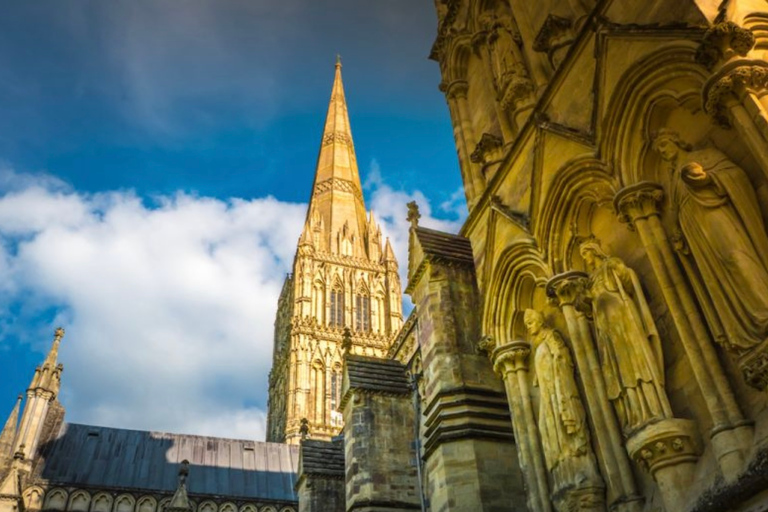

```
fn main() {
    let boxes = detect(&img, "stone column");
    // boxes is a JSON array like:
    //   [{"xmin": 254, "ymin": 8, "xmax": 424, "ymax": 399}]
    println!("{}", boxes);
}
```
[
  {"xmin": 441, "ymin": 80, "xmax": 485, "ymax": 208},
  {"xmin": 487, "ymin": 340, "xmax": 552, "ymax": 512},
  {"xmin": 614, "ymin": 182, "xmax": 753, "ymax": 481},
  {"xmin": 546, "ymin": 273, "xmax": 642, "ymax": 512}
]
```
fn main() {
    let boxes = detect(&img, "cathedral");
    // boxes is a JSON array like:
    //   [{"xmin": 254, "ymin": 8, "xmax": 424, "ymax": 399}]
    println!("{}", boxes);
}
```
[{"xmin": 4, "ymin": 0, "xmax": 768, "ymax": 512}]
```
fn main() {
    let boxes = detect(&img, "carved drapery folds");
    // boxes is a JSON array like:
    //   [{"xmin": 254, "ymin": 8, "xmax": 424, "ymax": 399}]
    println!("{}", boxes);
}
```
[
  {"xmin": 525, "ymin": 309, "xmax": 604, "ymax": 512},
  {"xmin": 653, "ymin": 130, "xmax": 768, "ymax": 390},
  {"xmin": 578, "ymin": 241, "xmax": 672, "ymax": 435}
]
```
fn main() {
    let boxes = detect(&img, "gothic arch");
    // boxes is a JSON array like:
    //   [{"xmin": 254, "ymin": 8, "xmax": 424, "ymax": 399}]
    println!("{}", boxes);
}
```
[
  {"xmin": 219, "ymin": 503, "xmax": 237, "ymax": 512},
  {"xmin": 90, "ymin": 493, "xmax": 112, "ymax": 512},
  {"xmin": 444, "ymin": 36, "xmax": 473, "ymax": 83},
  {"xmin": 135, "ymin": 496, "xmax": 156, "ymax": 512},
  {"xmin": 600, "ymin": 41, "xmax": 708, "ymax": 186},
  {"xmin": 44, "ymin": 488, "xmax": 68, "ymax": 511},
  {"xmin": 197, "ymin": 502, "xmax": 216, "ymax": 512},
  {"xmin": 535, "ymin": 157, "xmax": 618, "ymax": 273},
  {"xmin": 483, "ymin": 241, "xmax": 551, "ymax": 345},
  {"xmin": 23, "ymin": 486, "xmax": 44, "ymax": 511},
  {"xmin": 114, "ymin": 494, "xmax": 135, "ymax": 512},
  {"xmin": 67, "ymin": 490, "xmax": 91, "ymax": 512},
  {"xmin": 238, "ymin": 505, "xmax": 257, "ymax": 512}
]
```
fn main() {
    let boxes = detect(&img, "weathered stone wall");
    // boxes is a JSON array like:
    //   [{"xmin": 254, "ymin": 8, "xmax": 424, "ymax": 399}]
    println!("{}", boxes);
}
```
[
  {"xmin": 297, "ymin": 476, "xmax": 344, "ymax": 512},
  {"xmin": 343, "ymin": 392, "xmax": 420, "ymax": 512}
]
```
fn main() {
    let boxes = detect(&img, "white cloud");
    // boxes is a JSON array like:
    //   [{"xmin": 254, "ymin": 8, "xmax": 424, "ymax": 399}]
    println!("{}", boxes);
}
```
[{"xmin": 1, "ymin": 167, "xmax": 460, "ymax": 440}]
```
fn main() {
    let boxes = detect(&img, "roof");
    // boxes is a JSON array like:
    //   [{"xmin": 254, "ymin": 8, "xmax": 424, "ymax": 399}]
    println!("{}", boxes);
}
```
[
  {"xmin": 37, "ymin": 423, "xmax": 299, "ymax": 502},
  {"xmin": 299, "ymin": 439, "xmax": 344, "ymax": 478},
  {"xmin": 414, "ymin": 227, "xmax": 474, "ymax": 264},
  {"xmin": 344, "ymin": 356, "xmax": 410, "ymax": 396}
]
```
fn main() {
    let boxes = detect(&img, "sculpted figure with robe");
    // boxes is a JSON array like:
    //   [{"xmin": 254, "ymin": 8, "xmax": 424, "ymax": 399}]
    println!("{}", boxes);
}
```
[
  {"xmin": 579, "ymin": 241, "xmax": 673, "ymax": 435},
  {"xmin": 653, "ymin": 129, "xmax": 768, "ymax": 355},
  {"xmin": 525, "ymin": 309, "xmax": 601, "ymax": 498}
]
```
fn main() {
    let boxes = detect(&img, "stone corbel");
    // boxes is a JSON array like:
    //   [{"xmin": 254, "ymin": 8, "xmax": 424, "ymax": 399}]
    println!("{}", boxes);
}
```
[
  {"xmin": 533, "ymin": 14, "xmax": 575, "ymax": 68},
  {"xmin": 695, "ymin": 21, "xmax": 755, "ymax": 72},
  {"xmin": 703, "ymin": 61, "xmax": 768, "ymax": 127}
]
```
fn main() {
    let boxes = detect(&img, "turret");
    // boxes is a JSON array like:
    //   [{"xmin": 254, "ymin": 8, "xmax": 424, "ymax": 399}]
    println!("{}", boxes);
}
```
[{"xmin": 14, "ymin": 328, "xmax": 65, "ymax": 460}]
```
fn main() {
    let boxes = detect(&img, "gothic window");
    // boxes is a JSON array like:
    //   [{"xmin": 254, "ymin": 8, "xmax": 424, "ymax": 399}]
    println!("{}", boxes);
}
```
[
  {"xmin": 312, "ymin": 360, "xmax": 325, "ymax": 423},
  {"xmin": 355, "ymin": 293, "xmax": 370, "ymax": 332},
  {"xmin": 330, "ymin": 284, "xmax": 344, "ymax": 327}
]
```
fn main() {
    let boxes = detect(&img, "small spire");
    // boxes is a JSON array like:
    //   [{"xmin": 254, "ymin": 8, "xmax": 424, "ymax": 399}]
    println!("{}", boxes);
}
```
[
  {"xmin": 167, "ymin": 460, "xmax": 192, "ymax": 512},
  {"xmin": 407, "ymin": 201, "xmax": 421, "ymax": 229},
  {"xmin": 383, "ymin": 238, "xmax": 397, "ymax": 263},
  {"xmin": 0, "ymin": 395, "xmax": 22, "ymax": 462},
  {"xmin": 43, "ymin": 327, "xmax": 64, "ymax": 369}
]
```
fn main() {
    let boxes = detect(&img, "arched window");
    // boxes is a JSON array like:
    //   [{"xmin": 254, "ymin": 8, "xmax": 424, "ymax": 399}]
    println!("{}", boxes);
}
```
[
  {"xmin": 355, "ymin": 293, "xmax": 370, "ymax": 332},
  {"xmin": 330, "ymin": 284, "xmax": 344, "ymax": 328}
]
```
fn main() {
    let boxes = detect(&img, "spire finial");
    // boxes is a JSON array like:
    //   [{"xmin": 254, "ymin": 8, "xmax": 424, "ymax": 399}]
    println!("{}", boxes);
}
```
[
  {"xmin": 407, "ymin": 201, "xmax": 421, "ymax": 229},
  {"xmin": 336, "ymin": 54, "xmax": 342, "ymax": 69},
  {"xmin": 54, "ymin": 327, "xmax": 64, "ymax": 342}
]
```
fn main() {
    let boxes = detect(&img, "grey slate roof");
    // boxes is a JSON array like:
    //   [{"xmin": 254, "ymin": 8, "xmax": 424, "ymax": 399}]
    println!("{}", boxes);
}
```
[
  {"xmin": 414, "ymin": 227, "xmax": 474, "ymax": 264},
  {"xmin": 345, "ymin": 356, "xmax": 410, "ymax": 395},
  {"xmin": 299, "ymin": 439, "xmax": 344, "ymax": 478},
  {"xmin": 37, "ymin": 423, "xmax": 299, "ymax": 502}
]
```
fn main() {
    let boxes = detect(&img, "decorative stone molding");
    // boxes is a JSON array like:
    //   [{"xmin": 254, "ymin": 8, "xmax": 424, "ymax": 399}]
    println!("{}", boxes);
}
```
[
  {"xmin": 703, "ymin": 62, "xmax": 768, "ymax": 127},
  {"xmin": 696, "ymin": 21, "xmax": 755, "ymax": 71},
  {"xmin": 614, "ymin": 182, "xmax": 664, "ymax": 229},
  {"xmin": 626, "ymin": 419, "xmax": 699, "ymax": 476}
]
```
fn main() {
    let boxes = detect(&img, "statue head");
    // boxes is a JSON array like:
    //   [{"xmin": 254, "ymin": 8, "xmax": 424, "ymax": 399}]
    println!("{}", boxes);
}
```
[
  {"xmin": 523, "ymin": 308, "xmax": 545, "ymax": 336},
  {"xmin": 579, "ymin": 240, "xmax": 609, "ymax": 270},
  {"xmin": 651, "ymin": 128, "xmax": 693, "ymax": 163}
]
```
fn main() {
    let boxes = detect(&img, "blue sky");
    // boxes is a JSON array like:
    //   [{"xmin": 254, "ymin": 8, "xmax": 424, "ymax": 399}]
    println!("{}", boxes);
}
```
[{"xmin": 0, "ymin": 1, "xmax": 464, "ymax": 439}]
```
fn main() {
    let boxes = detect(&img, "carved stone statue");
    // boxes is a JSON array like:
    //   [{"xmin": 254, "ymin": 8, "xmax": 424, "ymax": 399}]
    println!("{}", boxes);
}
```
[
  {"xmin": 653, "ymin": 129, "xmax": 768, "ymax": 355},
  {"xmin": 525, "ymin": 309, "xmax": 602, "ymax": 499},
  {"xmin": 579, "ymin": 241, "xmax": 673, "ymax": 435},
  {"xmin": 481, "ymin": 14, "xmax": 532, "ymax": 110}
]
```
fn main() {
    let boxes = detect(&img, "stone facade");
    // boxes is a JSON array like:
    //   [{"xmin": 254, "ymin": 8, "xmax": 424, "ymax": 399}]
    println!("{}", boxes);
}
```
[
  {"xmin": 266, "ymin": 61, "xmax": 404, "ymax": 445},
  {"xmin": 297, "ymin": 1, "xmax": 768, "ymax": 511}
]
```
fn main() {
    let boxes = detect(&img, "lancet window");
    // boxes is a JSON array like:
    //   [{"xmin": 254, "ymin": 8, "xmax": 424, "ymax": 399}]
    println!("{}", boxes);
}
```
[
  {"xmin": 355, "ymin": 293, "xmax": 370, "ymax": 332},
  {"xmin": 330, "ymin": 283, "xmax": 344, "ymax": 328}
]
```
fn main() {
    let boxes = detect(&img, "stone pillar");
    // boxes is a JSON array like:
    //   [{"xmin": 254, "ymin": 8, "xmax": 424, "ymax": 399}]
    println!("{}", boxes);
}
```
[
  {"xmin": 441, "ymin": 80, "xmax": 485, "ymax": 208},
  {"xmin": 614, "ymin": 182, "xmax": 753, "ymax": 481},
  {"xmin": 296, "ymin": 439, "xmax": 345, "ymax": 512},
  {"xmin": 341, "ymin": 356, "xmax": 420, "ymax": 512},
  {"xmin": 547, "ymin": 273, "xmax": 643, "ymax": 512},
  {"xmin": 406, "ymin": 223, "xmax": 526, "ymax": 512},
  {"xmin": 486, "ymin": 339, "xmax": 552, "ymax": 512}
]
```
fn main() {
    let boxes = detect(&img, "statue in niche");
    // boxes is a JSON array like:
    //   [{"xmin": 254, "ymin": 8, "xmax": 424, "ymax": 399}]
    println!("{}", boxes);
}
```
[
  {"xmin": 579, "ymin": 241, "xmax": 673, "ymax": 435},
  {"xmin": 525, "ymin": 309, "xmax": 602, "ymax": 496},
  {"xmin": 481, "ymin": 13, "xmax": 530, "ymax": 105},
  {"xmin": 653, "ymin": 129, "xmax": 768, "ymax": 355}
]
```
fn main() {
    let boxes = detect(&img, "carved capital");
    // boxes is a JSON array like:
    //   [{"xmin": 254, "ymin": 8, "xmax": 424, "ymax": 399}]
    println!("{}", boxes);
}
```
[
  {"xmin": 696, "ymin": 21, "xmax": 755, "ymax": 71},
  {"xmin": 443, "ymin": 79, "xmax": 469, "ymax": 100},
  {"xmin": 491, "ymin": 340, "xmax": 531, "ymax": 375},
  {"xmin": 614, "ymin": 182, "xmax": 664, "ymax": 229},
  {"xmin": 738, "ymin": 337, "xmax": 768, "ymax": 390},
  {"xmin": 703, "ymin": 62, "xmax": 768, "ymax": 127},
  {"xmin": 546, "ymin": 271, "xmax": 589, "ymax": 307},
  {"xmin": 626, "ymin": 419, "xmax": 699, "ymax": 476}
]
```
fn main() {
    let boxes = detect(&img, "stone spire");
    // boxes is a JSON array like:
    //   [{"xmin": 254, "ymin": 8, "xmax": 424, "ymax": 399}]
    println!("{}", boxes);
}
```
[
  {"xmin": 0, "ymin": 396, "xmax": 21, "ymax": 464},
  {"xmin": 29, "ymin": 327, "xmax": 64, "ymax": 396},
  {"xmin": 306, "ymin": 58, "xmax": 369, "ymax": 258},
  {"xmin": 166, "ymin": 460, "xmax": 192, "ymax": 512}
]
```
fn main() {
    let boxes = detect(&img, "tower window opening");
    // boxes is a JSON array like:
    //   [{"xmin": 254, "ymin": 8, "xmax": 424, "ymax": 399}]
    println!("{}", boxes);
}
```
[
  {"xmin": 355, "ymin": 294, "xmax": 370, "ymax": 332},
  {"xmin": 330, "ymin": 286, "xmax": 344, "ymax": 328}
]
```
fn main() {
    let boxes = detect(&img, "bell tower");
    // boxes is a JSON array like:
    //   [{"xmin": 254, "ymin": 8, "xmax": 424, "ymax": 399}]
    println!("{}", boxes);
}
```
[{"xmin": 266, "ymin": 60, "xmax": 403, "ymax": 444}]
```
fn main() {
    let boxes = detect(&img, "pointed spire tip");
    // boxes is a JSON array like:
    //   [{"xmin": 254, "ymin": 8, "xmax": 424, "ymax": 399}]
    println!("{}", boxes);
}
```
[{"xmin": 335, "ymin": 54, "xmax": 342, "ymax": 69}]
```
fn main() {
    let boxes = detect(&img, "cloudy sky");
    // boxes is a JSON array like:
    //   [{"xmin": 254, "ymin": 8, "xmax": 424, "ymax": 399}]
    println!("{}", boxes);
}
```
[{"xmin": 0, "ymin": 1, "xmax": 464, "ymax": 440}]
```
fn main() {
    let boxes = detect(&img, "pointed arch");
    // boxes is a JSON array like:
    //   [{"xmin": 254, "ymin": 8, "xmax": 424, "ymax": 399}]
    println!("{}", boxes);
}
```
[
  {"xmin": 355, "ymin": 278, "xmax": 371, "ymax": 332},
  {"xmin": 483, "ymin": 241, "xmax": 551, "ymax": 345},
  {"xmin": 330, "ymin": 276, "xmax": 345, "ymax": 328},
  {"xmin": 114, "ymin": 495, "xmax": 135, "ymax": 512},
  {"xmin": 90, "ymin": 493, "xmax": 112, "ymax": 512},
  {"xmin": 44, "ymin": 489, "xmax": 68, "ymax": 511},
  {"xmin": 67, "ymin": 490, "xmax": 91, "ymax": 512},
  {"xmin": 23, "ymin": 486, "xmax": 44, "ymax": 511}
]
